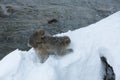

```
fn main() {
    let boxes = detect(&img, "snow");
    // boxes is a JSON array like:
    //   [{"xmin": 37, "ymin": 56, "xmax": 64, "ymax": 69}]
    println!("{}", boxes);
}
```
[
  {"xmin": 1, "ymin": 11, "xmax": 120, "ymax": 80},
  {"xmin": 0, "ymin": 49, "xmax": 21, "ymax": 80}
]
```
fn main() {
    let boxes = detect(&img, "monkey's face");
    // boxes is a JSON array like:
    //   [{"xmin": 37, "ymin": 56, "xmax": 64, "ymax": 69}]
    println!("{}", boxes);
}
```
[
  {"xmin": 60, "ymin": 36, "xmax": 71, "ymax": 47},
  {"xmin": 28, "ymin": 29, "xmax": 46, "ymax": 48},
  {"xmin": 34, "ymin": 29, "xmax": 45, "ymax": 37}
]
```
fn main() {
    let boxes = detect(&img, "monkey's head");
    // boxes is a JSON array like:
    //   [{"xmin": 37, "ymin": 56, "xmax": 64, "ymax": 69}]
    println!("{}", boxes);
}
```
[
  {"xmin": 28, "ymin": 29, "xmax": 46, "ymax": 48},
  {"xmin": 61, "ymin": 36, "xmax": 71, "ymax": 47}
]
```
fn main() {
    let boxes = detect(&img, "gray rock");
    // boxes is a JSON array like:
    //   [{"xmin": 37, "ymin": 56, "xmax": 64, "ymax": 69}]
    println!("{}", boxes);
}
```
[
  {"xmin": 0, "ymin": 0, "xmax": 120, "ymax": 59},
  {"xmin": 101, "ymin": 56, "xmax": 115, "ymax": 80}
]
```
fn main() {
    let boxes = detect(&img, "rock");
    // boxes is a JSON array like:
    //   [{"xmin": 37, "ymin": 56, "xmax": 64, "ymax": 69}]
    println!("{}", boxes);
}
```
[
  {"xmin": 0, "ymin": 4, "xmax": 10, "ymax": 17},
  {"xmin": 101, "ymin": 56, "xmax": 115, "ymax": 80},
  {"xmin": 0, "ymin": 0, "xmax": 120, "ymax": 59}
]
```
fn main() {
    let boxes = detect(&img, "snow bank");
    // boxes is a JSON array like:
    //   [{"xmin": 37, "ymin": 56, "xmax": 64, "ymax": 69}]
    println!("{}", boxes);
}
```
[
  {"xmin": 1, "ymin": 11, "xmax": 120, "ymax": 80},
  {"xmin": 0, "ymin": 49, "xmax": 21, "ymax": 80}
]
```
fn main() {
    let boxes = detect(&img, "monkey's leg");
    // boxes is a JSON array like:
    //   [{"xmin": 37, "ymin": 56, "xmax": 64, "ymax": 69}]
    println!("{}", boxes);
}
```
[
  {"xmin": 37, "ymin": 51, "xmax": 49, "ymax": 63},
  {"xmin": 65, "ymin": 49, "xmax": 73, "ymax": 53},
  {"xmin": 59, "ymin": 48, "xmax": 73, "ymax": 56}
]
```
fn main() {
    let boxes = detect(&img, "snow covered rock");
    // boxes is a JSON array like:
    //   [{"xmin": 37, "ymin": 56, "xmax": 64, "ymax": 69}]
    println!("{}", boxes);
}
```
[{"xmin": 0, "ymin": 11, "xmax": 120, "ymax": 80}]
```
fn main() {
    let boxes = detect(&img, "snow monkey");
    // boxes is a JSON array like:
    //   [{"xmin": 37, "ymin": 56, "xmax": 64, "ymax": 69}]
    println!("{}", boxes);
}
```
[
  {"xmin": 28, "ymin": 29, "xmax": 51, "ymax": 48},
  {"xmin": 28, "ymin": 29, "xmax": 73, "ymax": 63}
]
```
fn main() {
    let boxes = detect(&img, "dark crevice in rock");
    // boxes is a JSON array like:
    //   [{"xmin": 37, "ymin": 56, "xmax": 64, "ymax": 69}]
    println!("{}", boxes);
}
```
[{"xmin": 101, "ymin": 56, "xmax": 115, "ymax": 80}]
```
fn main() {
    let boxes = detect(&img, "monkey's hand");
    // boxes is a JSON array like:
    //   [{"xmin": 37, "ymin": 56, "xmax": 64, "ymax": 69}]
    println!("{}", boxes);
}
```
[{"xmin": 65, "ymin": 49, "xmax": 73, "ymax": 53}]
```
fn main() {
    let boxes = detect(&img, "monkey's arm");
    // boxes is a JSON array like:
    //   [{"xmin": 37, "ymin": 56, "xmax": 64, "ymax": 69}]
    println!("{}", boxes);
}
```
[
  {"xmin": 58, "ymin": 48, "xmax": 73, "ymax": 56},
  {"xmin": 37, "ymin": 50, "xmax": 49, "ymax": 63},
  {"xmin": 64, "ymin": 48, "xmax": 73, "ymax": 54}
]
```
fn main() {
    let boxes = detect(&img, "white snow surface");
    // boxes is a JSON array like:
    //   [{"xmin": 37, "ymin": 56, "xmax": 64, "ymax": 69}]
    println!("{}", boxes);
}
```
[{"xmin": 0, "ymin": 11, "xmax": 120, "ymax": 80}]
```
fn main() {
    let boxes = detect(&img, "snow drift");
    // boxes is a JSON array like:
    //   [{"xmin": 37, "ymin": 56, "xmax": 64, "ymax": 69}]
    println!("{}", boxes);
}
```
[{"xmin": 0, "ymin": 11, "xmax": 120, "ymax": 80}]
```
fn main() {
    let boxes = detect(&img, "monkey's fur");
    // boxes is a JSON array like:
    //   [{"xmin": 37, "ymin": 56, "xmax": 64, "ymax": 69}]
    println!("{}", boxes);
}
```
[
  {"xmin": 29, "ymin": 29, "xmax": 72, "ymax": 63},
  {"xmin": 28, "ymin": 29, "xmax": 51, "ymax": 48}
]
